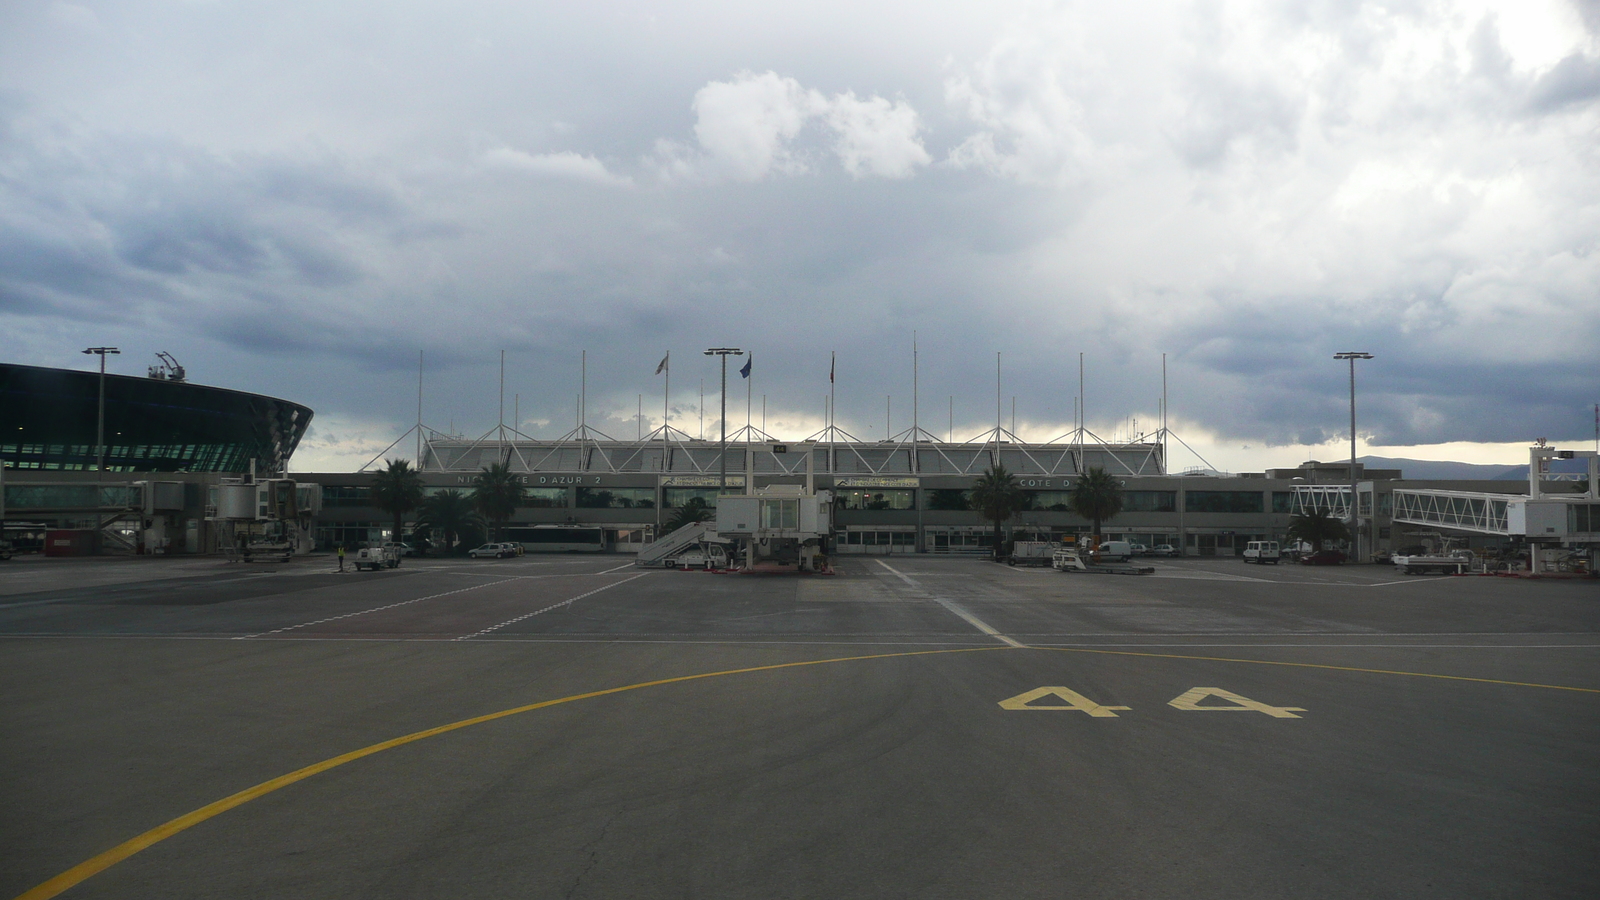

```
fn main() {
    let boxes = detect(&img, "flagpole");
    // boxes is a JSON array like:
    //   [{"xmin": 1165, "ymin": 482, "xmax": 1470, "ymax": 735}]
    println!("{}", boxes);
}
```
[
  {"xmin": 829, "ymin": 350, "xmax": 836, "ymax": 475},
  {"xmin": 746, "ymin": 352, "xmax": 753, "ymax": 440},
  {"xmin": 664, "ymin": 351, "xmax": 670, "ymax": 471}
]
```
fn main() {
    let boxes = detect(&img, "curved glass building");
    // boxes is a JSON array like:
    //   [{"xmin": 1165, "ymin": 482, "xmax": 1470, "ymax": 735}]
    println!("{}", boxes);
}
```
[{"xmin": 1, "ymin": 363, "xmax": 312, "ymax": 473}]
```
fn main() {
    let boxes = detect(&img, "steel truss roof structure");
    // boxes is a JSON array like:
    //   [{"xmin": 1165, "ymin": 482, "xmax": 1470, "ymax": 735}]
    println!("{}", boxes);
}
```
[{"xmin": 414, "ymin": 430, "xmax": 1166, "ymax": 477}]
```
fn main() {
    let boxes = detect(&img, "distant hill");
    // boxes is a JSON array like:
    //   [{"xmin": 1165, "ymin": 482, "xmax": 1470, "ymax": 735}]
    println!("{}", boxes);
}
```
[{"xmin": 1357, "ymin": 455, "xmax": 1588, "ymax": 481}]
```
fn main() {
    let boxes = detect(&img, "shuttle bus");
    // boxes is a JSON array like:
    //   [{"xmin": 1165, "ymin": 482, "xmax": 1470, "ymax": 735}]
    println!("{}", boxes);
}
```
[{"xmin": 502, "ymin": 525, "xmax": 606, "ymax": 553}]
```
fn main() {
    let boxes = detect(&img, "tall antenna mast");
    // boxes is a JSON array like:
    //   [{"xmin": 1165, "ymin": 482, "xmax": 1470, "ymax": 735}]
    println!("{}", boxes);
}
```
[{"xmin": 912, "ymin": 331, "xmax": 919, "ymax": 471}]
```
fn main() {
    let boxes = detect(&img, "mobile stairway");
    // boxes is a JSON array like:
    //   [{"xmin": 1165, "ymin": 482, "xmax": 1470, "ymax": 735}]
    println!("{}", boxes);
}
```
[{"xmin": 634, "ymin": 521, "xmax": 722, "ymax": 568}]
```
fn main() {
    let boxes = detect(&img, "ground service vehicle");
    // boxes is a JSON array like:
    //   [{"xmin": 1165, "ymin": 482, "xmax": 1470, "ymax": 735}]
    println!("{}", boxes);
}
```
[
  {"xmin": 1242, "ymin": 541, "xmax": 1281, "ymax": 564},
  {"xmin": 1008, "ymin": 541, "xmax": 1057, "ymax": 566},
  {"xmin": 1092, "ymin": 541, "xmax": 1134, "ymax": 562},
  {"xmin": 1392, "ymin": 550, "xmax": 1474, "ymax": 575},
  {"xmin": 353, "ymin": 546, "xmax": 400, "ymax": 571},
  {"xmin": 665, "ymin": 543, "xmax": 729, "ymax": 570}
]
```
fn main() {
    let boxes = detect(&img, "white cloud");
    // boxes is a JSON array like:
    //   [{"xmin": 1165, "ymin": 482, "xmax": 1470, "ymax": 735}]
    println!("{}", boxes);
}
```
[
  {"xmin": 691, "ymin": 71, "xmax": 824, "ymax": 180},
  {"xmin": 824, "ymin": 91, "xmax": 930, "ymax": 179},
  {"xmin": 480, "ymin": 148, "xmax": 633, "ymax": 187},
  {"xmin": 653, "ymin": 71, "xmax": 932, "ymax": 182}
]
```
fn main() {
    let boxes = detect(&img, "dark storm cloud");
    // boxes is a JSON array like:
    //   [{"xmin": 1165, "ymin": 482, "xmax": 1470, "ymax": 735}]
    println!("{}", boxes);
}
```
[{"xmin": 2, "ymin": 1, "xmax": 1597, "ymax": 469}]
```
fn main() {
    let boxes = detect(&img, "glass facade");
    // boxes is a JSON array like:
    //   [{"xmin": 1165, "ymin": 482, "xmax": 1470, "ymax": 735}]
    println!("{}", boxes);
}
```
[
  {"xmin": 663, "ymin": 487, "xmax": 720, "ymax": 508},
  {"xmin": 835, "ymin": 489, "xmax": 915, "ymax": 510},
  {"xmin": 576, "ymin": 487, "xmax": 655, "ymax": 509},
  {"xmin": 1272, "ymin": 492, "xmax": 1295, "ymax": 513},
  {"xmin": 1125, "ymin": 491, "xmax": 1177, "ymax": 512},
  {"xmin": 926, "ymin": 489, "xmax": 972, "ymax": 510},
  {"xmin": 1185, "ymin": 491, "xmax": 1265, "ymax": 513},
  {"xmin": 1, "ymin": 363, "xmax": 311, "ymax": 473}
]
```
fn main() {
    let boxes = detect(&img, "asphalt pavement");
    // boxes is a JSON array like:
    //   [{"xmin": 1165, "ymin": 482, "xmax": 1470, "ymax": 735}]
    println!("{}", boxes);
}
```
[{"xmin": 2, "ymin": 553, "xmax": 1596, "ymax": 899}]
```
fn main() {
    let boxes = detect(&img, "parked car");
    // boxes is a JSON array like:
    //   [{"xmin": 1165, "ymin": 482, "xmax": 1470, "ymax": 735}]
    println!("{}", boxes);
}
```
[
  {"xmin": 1149, "ymin": 544, "xmax": 1178, "ymax": 557},
  {"xmin": 1128, "ymin": 542, "xmax": 1151, "ymax": 557},
  {"xmin": 0, "ymin": 540, "xmax": 13, "ymax": 561},
  {"xmin": 468, "ymin": 543, "xmax": 515, "ymax": 559},
  {"xmin": 1299, "ymin": 549, "xmax": 1347, "ymax": 565}
]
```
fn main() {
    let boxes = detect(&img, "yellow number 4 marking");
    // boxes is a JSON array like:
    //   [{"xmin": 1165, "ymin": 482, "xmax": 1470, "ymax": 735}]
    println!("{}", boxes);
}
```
[
  {"xmin": 998, "ymin": 687, "xmax": 1131, "ymax": 717},
  {"xmin": 1168, "ymin": 687, "xmax": 1305, "ymax": 718}
]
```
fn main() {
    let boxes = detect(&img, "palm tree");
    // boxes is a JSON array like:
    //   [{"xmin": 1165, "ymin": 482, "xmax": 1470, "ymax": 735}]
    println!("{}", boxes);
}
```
[
  {"xmin": 1286, "ymin": 507, "xmax": 1350, "ymax": 552},
  {"xmin": 471, "ymin": 461, "xmax": 526, "ymax": 541},
  {"xmin": 665, "ymin": 496, "xmax": 713, "ymax": 533},
  {"xmin": 416, "ymin": 489, "xmax": 483, "ymax": 555},
  {"xmin": 1070, "ymin": 467, "xmax": 1124, "ymax": 545},
  {"xmin": 969, "ymin": 464, "xmax": 1025, "ymax": 561},
  {"xmin": 369, "ymin": 458, "xmax": 425, "ymax": 546}
]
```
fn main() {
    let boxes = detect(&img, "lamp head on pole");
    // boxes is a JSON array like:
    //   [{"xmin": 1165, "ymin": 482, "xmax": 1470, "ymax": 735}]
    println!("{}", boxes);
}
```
[
  {"xmin": 1333, "ymin": 352, "xmax": 1374, "ymax": 361},
  {"xmin": 703, "ymin": 348, "xmax": 744, "ymax": 357},
  {"xmin": 82, "ymin": 347, "xmax": 121, "ymax": 357}
]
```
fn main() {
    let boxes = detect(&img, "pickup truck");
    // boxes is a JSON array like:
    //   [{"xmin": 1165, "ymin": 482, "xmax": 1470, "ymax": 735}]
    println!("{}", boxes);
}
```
[{"xmin": 353, "ymin": 546, "xmax": 400, "ymax": 571}]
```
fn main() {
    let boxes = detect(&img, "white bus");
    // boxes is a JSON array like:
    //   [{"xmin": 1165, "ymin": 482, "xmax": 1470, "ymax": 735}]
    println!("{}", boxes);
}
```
[{"xmin": 503, "ymin": 525, "xmax": 606, "ymax": 553}]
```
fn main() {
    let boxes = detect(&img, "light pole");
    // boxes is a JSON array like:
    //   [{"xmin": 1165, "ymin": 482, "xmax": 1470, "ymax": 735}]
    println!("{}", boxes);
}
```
[
  {"xmin": 1333, "ymin": 352, "xmax": 1373, "ymax": 562},
  {"xmin": 704, "ymin": 348, "xmax": 744, "ymax": 492},
  {"xmin": 82, "ymin": 347, "xmax": 121, "ymax": 477}
]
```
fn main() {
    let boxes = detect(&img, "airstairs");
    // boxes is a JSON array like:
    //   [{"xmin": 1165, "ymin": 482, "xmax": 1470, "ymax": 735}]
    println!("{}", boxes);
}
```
[{"xmin": 634, "ymin": 520, "xmax": 720, "ymax": 568}]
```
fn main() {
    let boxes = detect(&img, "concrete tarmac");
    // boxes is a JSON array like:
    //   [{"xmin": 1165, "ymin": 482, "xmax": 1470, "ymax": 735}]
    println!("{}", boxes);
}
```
[{"xmin": 2, "ymin": 554, "xmax": 1596, "ymax": 898}]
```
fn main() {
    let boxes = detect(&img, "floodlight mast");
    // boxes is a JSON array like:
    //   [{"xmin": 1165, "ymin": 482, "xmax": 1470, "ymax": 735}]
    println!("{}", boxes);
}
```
[
  {"xmin": 704, "ymin": 348, "xmax": 744, "ymax": 492},
  {"xmin": 82, "ymin": 347, "xmax": 121, "ymax": 478},
  {"xmin": 1333, "ymin": 352, "xmax": 1374, "ymax": 561}
]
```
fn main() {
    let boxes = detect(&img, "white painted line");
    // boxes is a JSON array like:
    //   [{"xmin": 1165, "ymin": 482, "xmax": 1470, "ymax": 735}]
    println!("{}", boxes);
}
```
[
  {"xmin": 456, "ymin": 572, "xmax": 650, "ymax": 640},
  {"xmin": 598, "ymin": 562, "xmax": 638, "ymax": 574},
  {"xmin": 876, "ymin": 559, "xmax": 1026, "ymax": 648},
  {"xmin": 238, "ymin": 578, "xmax": 522, "ymax": 639}
]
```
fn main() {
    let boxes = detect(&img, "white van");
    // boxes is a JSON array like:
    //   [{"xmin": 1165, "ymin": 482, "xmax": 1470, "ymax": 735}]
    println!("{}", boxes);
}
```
[
  {"xmin": 1242, "ymin": 541, "xmax": 1281, "ymax": 564},
  {"xmin": 1092, "ymin": 541, "xmax": 1133, "ymax": 562}
]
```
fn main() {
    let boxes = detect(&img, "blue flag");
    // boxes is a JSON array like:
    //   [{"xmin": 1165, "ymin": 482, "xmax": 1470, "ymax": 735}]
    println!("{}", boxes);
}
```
[{"xmin": 740, "ymin": 356, "xmax": 752, "ymax": 379}]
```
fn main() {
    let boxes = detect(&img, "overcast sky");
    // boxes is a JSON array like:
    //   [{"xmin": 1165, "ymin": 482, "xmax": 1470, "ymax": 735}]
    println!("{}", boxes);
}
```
[{"xmin": 3, "ymin": 0, "xmax": 1597, "ymax": 472}]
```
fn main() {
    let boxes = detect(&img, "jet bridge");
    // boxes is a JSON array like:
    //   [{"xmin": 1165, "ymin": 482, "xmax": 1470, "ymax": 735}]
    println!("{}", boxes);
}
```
[
  {"xmin": 1390, "ymin": 446, "xmax": 1598, "ymax": 574},
  {"xmin": 714, "ymin": 442, "xmax": 833, "ymax": 570}
]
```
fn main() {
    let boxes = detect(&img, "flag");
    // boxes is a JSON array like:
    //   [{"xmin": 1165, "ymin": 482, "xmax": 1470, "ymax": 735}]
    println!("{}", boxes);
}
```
[
  {"xmin": 829, "ymin": 352, "xmax": 834, "ymax": 383},
  {"xmin": 655, "ymin": 354, "xmax": 668, "ymax": 375},
  {"xmin": 740, "ymin": 355, "xmax": 752, "ymax": 379}
]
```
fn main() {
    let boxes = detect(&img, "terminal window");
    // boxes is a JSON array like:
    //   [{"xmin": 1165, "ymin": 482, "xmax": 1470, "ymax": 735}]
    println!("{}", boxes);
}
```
[{"xmin": 1185, "ymin": 491, "xmax": 1265, "ymax": 514}]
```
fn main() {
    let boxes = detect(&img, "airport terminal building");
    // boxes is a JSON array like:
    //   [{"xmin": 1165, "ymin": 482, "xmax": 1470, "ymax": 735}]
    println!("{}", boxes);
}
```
[{"xmin": 4, "ymin": 362, "xmax": 1597, "ymax": 561}]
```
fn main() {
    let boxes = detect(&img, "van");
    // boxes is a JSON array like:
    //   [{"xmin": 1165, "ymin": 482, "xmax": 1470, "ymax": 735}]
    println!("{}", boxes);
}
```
[
  {"xmin": 1092, "ymin": 540, "xmax": 1133, "ymax": 562},
  {"xmin": 1242, "ymin": 540, "xmax": 1281, "ymax": 564}
]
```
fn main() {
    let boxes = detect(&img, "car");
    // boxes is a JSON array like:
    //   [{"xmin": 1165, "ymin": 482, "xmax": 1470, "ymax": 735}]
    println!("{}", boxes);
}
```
[
  {"xmin": 468, "ymin": 543, "xmax": 514, "ymax": 559},
  {"xmin": 1128, "ymin": 542, "xmax": 1151, "ymax": 557},
  {"xmin": 1148, "ymin": 544, "xmax": 1178, "ymax": 557},
  {"xmin": 0, "ymin": 540, "xmax": 12, "ymax": 561},
  {"xmin": 1299, "ymin": 549, "xmax": 1347, "ymax": 565}
]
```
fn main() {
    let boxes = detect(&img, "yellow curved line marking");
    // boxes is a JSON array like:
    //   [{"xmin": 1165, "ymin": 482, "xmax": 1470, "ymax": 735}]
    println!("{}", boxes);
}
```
[
  {"xmin": 15, "ymin": 646, "xmax": 1011, "ymax": 900},
  {"xmin": 1041, "ymin": 646, "xmax": 1600, "ymax": 693}
]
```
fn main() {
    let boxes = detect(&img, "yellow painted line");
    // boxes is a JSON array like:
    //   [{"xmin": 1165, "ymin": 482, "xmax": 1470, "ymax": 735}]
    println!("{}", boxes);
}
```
[
  {"xmin": 1040, "ymin": 646, "xmax": 1600, "ymax": 694},
  {"xmin": 14, "ymin": 646, "xmax": 1012, "ymax": 900}
]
